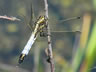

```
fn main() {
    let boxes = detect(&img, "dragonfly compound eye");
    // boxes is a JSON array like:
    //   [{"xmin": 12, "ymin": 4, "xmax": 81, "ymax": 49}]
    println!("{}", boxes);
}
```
[{"xmin": 18, "ymin": 54, "xmax": 26, "ymax": 64}]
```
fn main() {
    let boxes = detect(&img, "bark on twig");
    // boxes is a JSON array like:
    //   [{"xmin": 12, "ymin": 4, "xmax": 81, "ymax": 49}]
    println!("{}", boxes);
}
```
[
  {"xmin": 44, "ymin": 0, "xmax": 55, "ymax": 72},
  {"xmin": 0, "ymin": 15, "xmax": 20, "ymax": 21}
]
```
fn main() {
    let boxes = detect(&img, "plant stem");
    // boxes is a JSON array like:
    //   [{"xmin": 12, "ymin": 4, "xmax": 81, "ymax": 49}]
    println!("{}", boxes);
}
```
[{"xmin": 44, "ymin": 0, "xmax": 55, "ymax": 72}]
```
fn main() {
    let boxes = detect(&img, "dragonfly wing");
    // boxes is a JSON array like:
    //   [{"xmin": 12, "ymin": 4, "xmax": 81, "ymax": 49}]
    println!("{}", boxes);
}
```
[
  {"xmin": 19, "ymin": 14, "xmax": 32, "ymax": 32},
  {"xmin": 48, "ymin": 17, "xmax": 82, "ymax": 33},
  {"xmin": 28, "ymin": 3, "xmax": 35, "ymax": 31},
  {"xmin": 22, "ymin": 3, "xmax": 35, "ymax": 32}
]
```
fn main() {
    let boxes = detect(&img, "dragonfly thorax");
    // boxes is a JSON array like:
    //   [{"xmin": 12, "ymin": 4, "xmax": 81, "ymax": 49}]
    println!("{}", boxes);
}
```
[{"xmin": 36, "ymin": 16, "xmax": 47, "ymax": 24}]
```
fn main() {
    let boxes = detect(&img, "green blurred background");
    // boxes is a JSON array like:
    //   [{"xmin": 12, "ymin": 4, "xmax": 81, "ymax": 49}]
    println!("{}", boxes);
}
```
[{"xmin": 0, "ymin": 0, "xmax": 96, "ymax": 72}]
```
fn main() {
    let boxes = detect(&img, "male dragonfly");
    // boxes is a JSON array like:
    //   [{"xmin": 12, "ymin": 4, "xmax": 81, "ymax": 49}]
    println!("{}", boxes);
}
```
[{"xmin": 18, "ymin": 4, "xmax": 81, "ymax": 64}]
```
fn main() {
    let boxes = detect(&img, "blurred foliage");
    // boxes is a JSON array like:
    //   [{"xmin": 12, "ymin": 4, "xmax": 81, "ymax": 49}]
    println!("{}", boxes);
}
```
[{"xmin": 0, "ymin": 0, "xmax": 95, "ymax": 72}]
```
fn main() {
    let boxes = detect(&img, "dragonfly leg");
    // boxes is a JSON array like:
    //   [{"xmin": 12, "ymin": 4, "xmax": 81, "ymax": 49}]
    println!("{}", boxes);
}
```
[{"xmin": 40, "ymin": 32, "xmax": 48, "ymax": 37}]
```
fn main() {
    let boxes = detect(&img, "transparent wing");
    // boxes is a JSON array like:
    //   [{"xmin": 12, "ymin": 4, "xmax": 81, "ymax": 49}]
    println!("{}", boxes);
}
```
[
  {"xmin": 21, "ymin": 3, "xmax": 35, "ymax": 32},
  {"xmin": 48, "ymin": 16, "xmax": 82, "ymax": 33},
  {"xmin": 28, "ymin": 3, "xmax": 35, "ymax": 31}
]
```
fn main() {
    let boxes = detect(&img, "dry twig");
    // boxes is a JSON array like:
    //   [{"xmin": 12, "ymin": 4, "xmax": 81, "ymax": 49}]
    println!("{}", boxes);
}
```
[
  {"xmin": 0, "ymin": 15, "xmax": 20, "ymax": 21},
  {"xmin": 44, "ymin": 0, "xmax": 55, "ymax": 72}
]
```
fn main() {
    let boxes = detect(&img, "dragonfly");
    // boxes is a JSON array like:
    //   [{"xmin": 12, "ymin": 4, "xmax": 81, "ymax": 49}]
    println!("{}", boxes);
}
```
[{"xmin": 18, "ymin": 4, "xmax": 81, "ymax": 64}]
